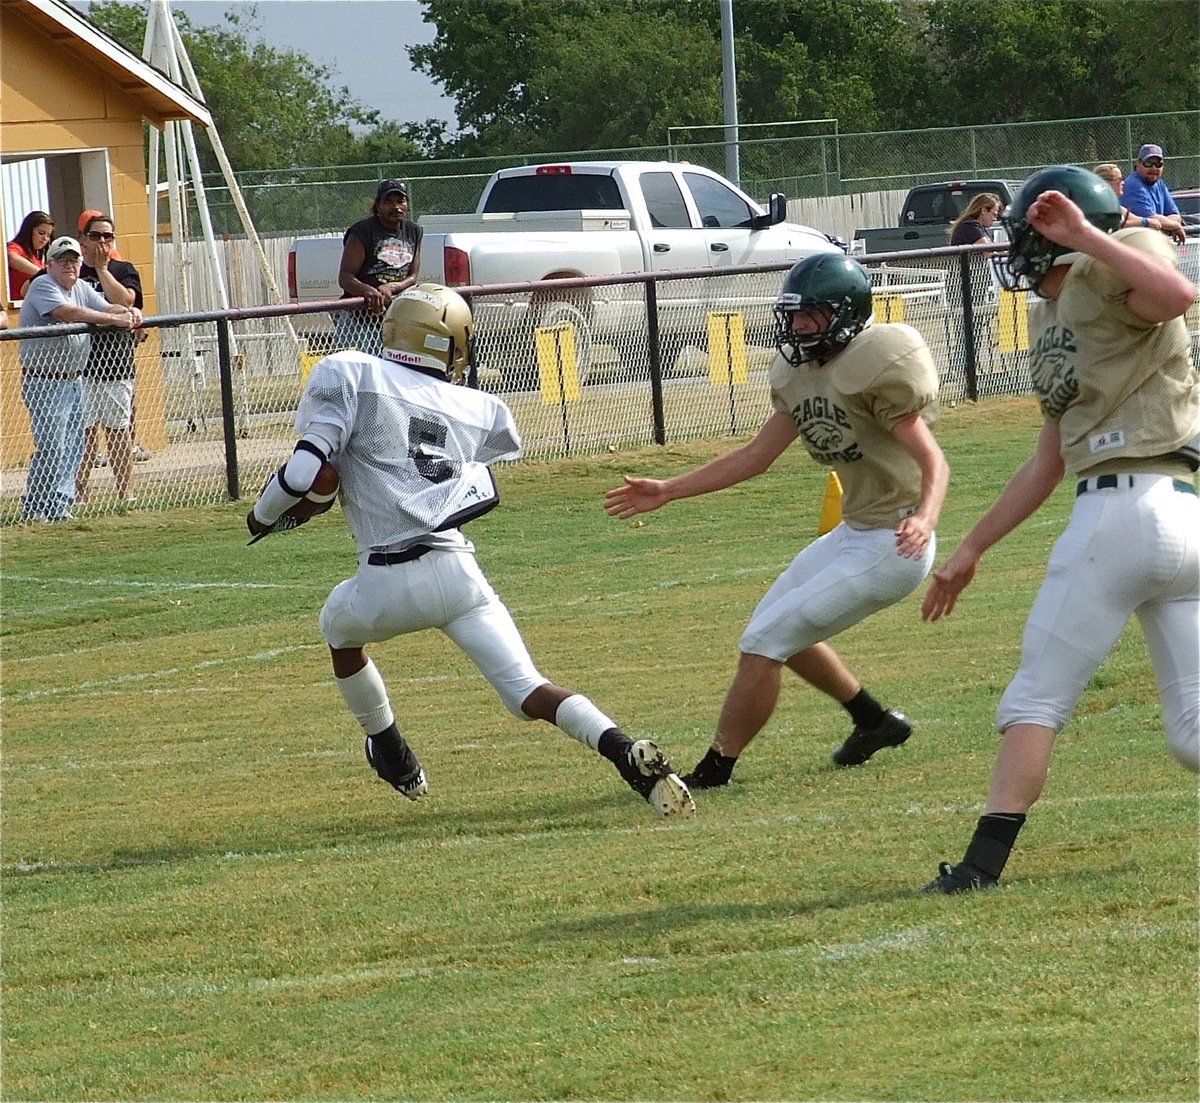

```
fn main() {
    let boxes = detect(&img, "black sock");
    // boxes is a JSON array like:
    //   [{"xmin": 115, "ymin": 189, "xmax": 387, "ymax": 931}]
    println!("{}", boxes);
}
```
[
  {"xmin": 689, "ymin": 747, "xmax": 738, "ymax": 785},
  {"xmin": 597, "ymin": 727, "xmax": 632, "ymax": 765},
  {"xmin": 962, "ymin": 813, "xmax": 1027, "ymax": 880},
  {"xmin": 843, "ymin": 689, "xmax": 887, "ymax": 730}
]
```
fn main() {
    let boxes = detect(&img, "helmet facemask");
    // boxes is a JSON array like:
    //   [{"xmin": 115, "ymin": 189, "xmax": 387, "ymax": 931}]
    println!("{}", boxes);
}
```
[
  {"xmin": 997, "ymin": 214, "xmax": 1067, "ymax": 294},
  {"xmin": 773, "ymin": 296, "xmax": 865, "ymax": 364}
]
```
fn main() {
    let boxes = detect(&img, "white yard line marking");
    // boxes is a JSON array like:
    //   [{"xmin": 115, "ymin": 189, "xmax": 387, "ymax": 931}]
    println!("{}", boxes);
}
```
[
  {"xmin": 817, "ymin": 926, "xmax": 932, "ymax": 961},
  {"xmin": 3, "ymin": 573, "xmax": 293, "ymax": 590},
  {"xmin": 1, "ymin": 645, "xmax": 318, "ymax": 703},
  {"xmin": 13, "ymin": 918, "xmax": 1189, "ymax": 1005}
]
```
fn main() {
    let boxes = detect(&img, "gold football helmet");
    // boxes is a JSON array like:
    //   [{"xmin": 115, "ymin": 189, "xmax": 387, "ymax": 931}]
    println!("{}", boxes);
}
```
[{"xmin": 380, "ymin": 283, "xmax": 473, "ymax": 382}]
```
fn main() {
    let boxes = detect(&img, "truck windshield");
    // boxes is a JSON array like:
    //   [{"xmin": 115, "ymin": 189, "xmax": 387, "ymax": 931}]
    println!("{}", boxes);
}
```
[
  {"xmin": 483, "ymin": 174, "xmax": 625, "ymax": 212},
  {"xmin": 906, "ymin": 183, "xmax": 1007, "ymax": 225}
]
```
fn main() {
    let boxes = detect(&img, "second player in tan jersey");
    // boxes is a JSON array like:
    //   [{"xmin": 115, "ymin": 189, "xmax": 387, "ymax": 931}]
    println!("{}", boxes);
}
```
[{"xmin": 605, "ymin": 254, "xmax": 949, "ymax": 788}]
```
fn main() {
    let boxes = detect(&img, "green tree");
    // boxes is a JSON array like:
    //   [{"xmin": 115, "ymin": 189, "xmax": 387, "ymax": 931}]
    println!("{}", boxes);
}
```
[
  {"xmin": 921, "ymin": 0, "xmax": 1200, "ymax": 124},
  {"xmin": 731, "ymin": 0, "xmax": 932, "ymax": 131},
  {"xmin": 87, "ymin": 1, "xmax": 420, "ymax": 173},
  {"xmin": 411, "ymin": 0, "xmax": 936, "ymax": 154}
]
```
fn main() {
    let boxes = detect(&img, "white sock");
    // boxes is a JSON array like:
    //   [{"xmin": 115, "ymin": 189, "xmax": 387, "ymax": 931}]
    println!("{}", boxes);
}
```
[
  {"xmin": 336, "ymin": 660, "xmax": 394, "ymax": 736},
  {"xmin": 554, "ymin": 694, "xmax": 617, "ymax": 752}
]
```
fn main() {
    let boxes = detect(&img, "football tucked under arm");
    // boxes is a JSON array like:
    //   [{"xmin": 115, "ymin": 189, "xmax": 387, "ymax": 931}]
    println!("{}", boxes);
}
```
[{"xmin": 246, "ymin": 440, "xmax": 340, "ymax": 544}]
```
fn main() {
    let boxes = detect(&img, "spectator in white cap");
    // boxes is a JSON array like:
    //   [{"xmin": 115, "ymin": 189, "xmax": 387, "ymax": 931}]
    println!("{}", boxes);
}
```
[
  {"xmin": 16, "ymin": 235, "xmax": 141, "ymax": 522},
  {"xmin": 1121, "ymin": 144, "xmax": 1186, "ymax": 244}
]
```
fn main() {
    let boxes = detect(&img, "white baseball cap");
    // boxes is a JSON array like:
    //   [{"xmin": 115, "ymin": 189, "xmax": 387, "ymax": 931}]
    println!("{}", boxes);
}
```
[{"xmin": 46, "ymin": 236, "xmax": 83, "ymax": 260}]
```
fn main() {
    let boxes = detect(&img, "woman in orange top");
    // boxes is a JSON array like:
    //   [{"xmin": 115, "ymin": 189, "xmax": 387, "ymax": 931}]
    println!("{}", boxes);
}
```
[{"xmin": 7, "ymin": 210, "xmax": 54, "ymax": 300}]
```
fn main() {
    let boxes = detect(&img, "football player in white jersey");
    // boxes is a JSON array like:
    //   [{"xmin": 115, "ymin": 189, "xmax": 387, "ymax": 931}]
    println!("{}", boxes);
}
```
[
  {"xmin": 605, "ymin": 255, "xmax": 949, "ymax": 788},
  {"xmin": 248, "ymin": 284, "xmax": 694, "ymax": 817},
  {"xmin": 922, "ymin": 166, "xmax": 1200, "ymax": 894}
]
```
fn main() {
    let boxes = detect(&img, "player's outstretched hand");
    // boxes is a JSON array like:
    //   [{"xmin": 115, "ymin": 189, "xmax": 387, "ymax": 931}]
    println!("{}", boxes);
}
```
[
  {"xmin": 604, "ymin": 475, "xmax": 669, "ymax": 520},
  {"xmin": 921, "ymin": 549, "xmax": 979, "ymax": 622},
  {"xmin": 246, "ymin": 508, "xmax": 308, "ymax": 545}
]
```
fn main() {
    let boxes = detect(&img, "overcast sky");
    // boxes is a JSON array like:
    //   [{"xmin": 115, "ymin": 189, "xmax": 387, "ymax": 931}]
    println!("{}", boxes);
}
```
[{"xmin": 90, "ymin": 0, "xmax": 458, "ymax": 126}]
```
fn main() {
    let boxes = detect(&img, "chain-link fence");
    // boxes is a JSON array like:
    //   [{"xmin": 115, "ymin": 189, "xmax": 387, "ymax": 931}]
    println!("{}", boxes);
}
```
[
  {"xmin": 6, "ymin": 243, "xmax": 1128, "ymax": 525},
  {"xmin": 182, "ymin": 111, "xmax": 1198, "ymax": 237}
]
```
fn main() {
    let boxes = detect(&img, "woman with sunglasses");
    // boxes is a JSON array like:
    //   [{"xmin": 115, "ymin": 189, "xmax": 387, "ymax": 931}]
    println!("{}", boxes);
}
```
[
  {"xmin": 76, "ymin": 214, "xmax": 144, "ymax": 506},
  {"xmin": 949, "ymin": 193, "xmax": 1002, "ymax": 246}
]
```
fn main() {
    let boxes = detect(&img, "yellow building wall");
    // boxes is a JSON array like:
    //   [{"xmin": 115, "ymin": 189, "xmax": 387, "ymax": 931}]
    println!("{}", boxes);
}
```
[{"xmin": 2, "ymin": 10, "xmax": 167, "ymax": 465}]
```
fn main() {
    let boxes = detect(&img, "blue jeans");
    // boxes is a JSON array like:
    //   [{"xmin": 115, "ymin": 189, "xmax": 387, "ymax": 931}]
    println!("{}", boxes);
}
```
[
  {"xmin": 333, "ymin": 309, "xmax": 383, "ymax": 357},
  {"xmin": 21, "ymin": 374, "xmax": 83, "ymax": 520}
]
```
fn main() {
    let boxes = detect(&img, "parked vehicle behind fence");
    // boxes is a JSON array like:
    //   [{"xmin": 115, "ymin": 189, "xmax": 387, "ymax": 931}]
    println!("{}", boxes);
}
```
[
  {"xmin": 851, "ymin": 179, "xmax": 1020, "ymax": 256},
  {"xmin": 288, "ymin": 160, "xmax": 844, "ymax": 387}
]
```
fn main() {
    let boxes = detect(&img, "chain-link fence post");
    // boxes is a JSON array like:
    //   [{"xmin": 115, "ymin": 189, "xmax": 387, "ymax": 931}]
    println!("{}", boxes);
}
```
[{"xmin": 216, "ymin": 317, "xmax": 240, "ymax": 500}]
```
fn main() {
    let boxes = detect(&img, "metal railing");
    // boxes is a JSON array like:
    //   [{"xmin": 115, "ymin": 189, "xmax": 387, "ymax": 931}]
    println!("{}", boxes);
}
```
[{"xmin": 6, "ymin": 242, "xmax": 1194, "ymax": 525}]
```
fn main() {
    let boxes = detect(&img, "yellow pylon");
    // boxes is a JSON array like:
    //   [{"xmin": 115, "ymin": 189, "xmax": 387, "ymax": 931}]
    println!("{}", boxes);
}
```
[{"xmin": 818, "ymin": 470, "xmax": 843, "ymax": 535}]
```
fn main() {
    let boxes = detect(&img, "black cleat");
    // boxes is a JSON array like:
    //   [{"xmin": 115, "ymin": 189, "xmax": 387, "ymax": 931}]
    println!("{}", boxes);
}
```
[
  {"xmin": 832, "ymin": 709, "xmax": 912, "ymax": 767},
  {"xmin": 365, "ymin": 734, "xmax": 428, "ymax": 800},
  {"xmin": 681, "ymin": 747, "xmax": 736, "ymax": 790},
  {"xmin": 922, "ymin": 860, "xmax": 998, "ymax": 894},
  {"xmin": 613, "ymin": 739, "xmax": 695, "ymax": 816}
]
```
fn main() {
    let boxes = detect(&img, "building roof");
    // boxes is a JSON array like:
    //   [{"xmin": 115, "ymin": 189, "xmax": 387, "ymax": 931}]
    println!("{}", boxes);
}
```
[{"xmin": 13, "ymin": 0, "xmax": 213, "ymax": 128}]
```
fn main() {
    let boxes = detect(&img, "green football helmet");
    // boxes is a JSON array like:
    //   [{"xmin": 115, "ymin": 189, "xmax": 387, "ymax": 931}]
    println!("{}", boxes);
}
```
[
  {"xmin": 774, "ymin": 254, "xmax": 873, "ymax": 363},
  {"xmin": 1000, "ymin": 165, "xmax": 1122, "ymax": 293}
]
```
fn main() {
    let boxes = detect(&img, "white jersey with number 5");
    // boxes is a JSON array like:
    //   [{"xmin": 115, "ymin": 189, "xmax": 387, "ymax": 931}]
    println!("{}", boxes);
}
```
[{"xmin": 296, "ymin": 350, "xmax": 523, "ymax": 553}]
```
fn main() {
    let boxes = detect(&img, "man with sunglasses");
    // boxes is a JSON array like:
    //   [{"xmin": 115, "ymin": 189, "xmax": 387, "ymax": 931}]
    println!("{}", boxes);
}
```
[
  {"xmin": 1121, "ymin": 144, "xmax": 1186, "ymax": 244},
  {"xmin": 76, "ymin": 214, "xmax": 144, "ymax": 506}
]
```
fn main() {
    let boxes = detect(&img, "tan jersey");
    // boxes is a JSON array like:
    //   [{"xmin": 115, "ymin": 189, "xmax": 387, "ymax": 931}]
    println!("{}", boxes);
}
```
[
  {"xmin": 769, "ymin": 323, "xmax": 939, "ymax": 530},
  {"xmin": 1029, "ymin": 226, "xmax": 1199, "ymax": 476}
]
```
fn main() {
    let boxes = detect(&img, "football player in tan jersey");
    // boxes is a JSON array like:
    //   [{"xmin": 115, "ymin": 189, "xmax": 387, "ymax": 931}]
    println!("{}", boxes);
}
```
[
  {"xmin": 922, "ymin": 166, "xmax": 1200, "ymax": 894},
  {"xmin": 605, "ymin": 255, "xmax": 949, "ymax": 788}
]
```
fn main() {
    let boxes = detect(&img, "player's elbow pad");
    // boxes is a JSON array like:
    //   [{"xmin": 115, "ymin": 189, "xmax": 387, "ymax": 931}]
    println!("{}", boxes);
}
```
[{"xmin": 253, "ymin": 442, "xmax": 326, "ymax": 525}]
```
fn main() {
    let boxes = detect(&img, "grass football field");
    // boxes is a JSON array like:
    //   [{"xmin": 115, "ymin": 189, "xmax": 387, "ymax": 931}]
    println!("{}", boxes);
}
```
[{"xmin": 2, "ymin": 396, "xmax": 1196, "ymax": 1102}]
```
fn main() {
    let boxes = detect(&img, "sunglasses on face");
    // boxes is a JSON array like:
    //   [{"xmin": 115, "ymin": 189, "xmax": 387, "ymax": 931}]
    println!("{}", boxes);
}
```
[
  {"xmin": 86, "ymin": 231, "xmax": 116, "ymax": 241},
  {"xmin": 1143, "ymin": 159, "xmax": 1164, "ymax": 168}
]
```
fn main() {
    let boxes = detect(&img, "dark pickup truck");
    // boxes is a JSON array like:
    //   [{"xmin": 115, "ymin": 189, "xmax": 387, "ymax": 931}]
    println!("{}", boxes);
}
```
[{"xmin": 852, "ymin": 179, "xmax": 1019, "ymax": 255}]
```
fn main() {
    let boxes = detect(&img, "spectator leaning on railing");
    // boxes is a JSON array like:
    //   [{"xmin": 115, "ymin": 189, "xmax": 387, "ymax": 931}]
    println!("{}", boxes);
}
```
[
  {"xmin": 75, "ymin": 214, "xmax": 144, "ymax": 507},
  {"xmin": 334, "ymin": 179, "xmax": 423, "ymax": 356},
  {"xmin": 1120, "ymin": 144, "xmax": 1186, "ymax": 244},
  {"xmin": 17, "ymin": 235, "xmax": 141, "ymax": 523}
]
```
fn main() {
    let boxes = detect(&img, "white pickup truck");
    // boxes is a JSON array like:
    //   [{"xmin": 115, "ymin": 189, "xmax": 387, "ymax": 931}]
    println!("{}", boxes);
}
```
[{"xmin": 287, "ymin": 160, "xmax": 843, "ymax": 384}]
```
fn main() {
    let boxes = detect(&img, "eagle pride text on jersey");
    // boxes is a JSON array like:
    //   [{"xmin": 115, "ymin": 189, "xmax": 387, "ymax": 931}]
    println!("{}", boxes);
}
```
[{"xmin": 768, "ymin": 323, "xmax": 938, "ymax": 530}]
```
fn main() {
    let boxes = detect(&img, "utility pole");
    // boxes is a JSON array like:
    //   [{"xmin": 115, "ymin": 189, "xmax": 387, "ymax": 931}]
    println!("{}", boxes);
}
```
[{"xmin": 720, "ymin": 0, "xmax": 740, "ymax": 186}]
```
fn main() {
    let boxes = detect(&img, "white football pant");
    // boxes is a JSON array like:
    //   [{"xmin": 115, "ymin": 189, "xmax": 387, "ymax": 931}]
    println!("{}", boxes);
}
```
[
  {"xmin": 320, "ymin": 548, "xmax": 547, "ymax": 718},
  {"xmin": 740, "ymin": 522, "xmax": 935, "ymax": 662}
]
